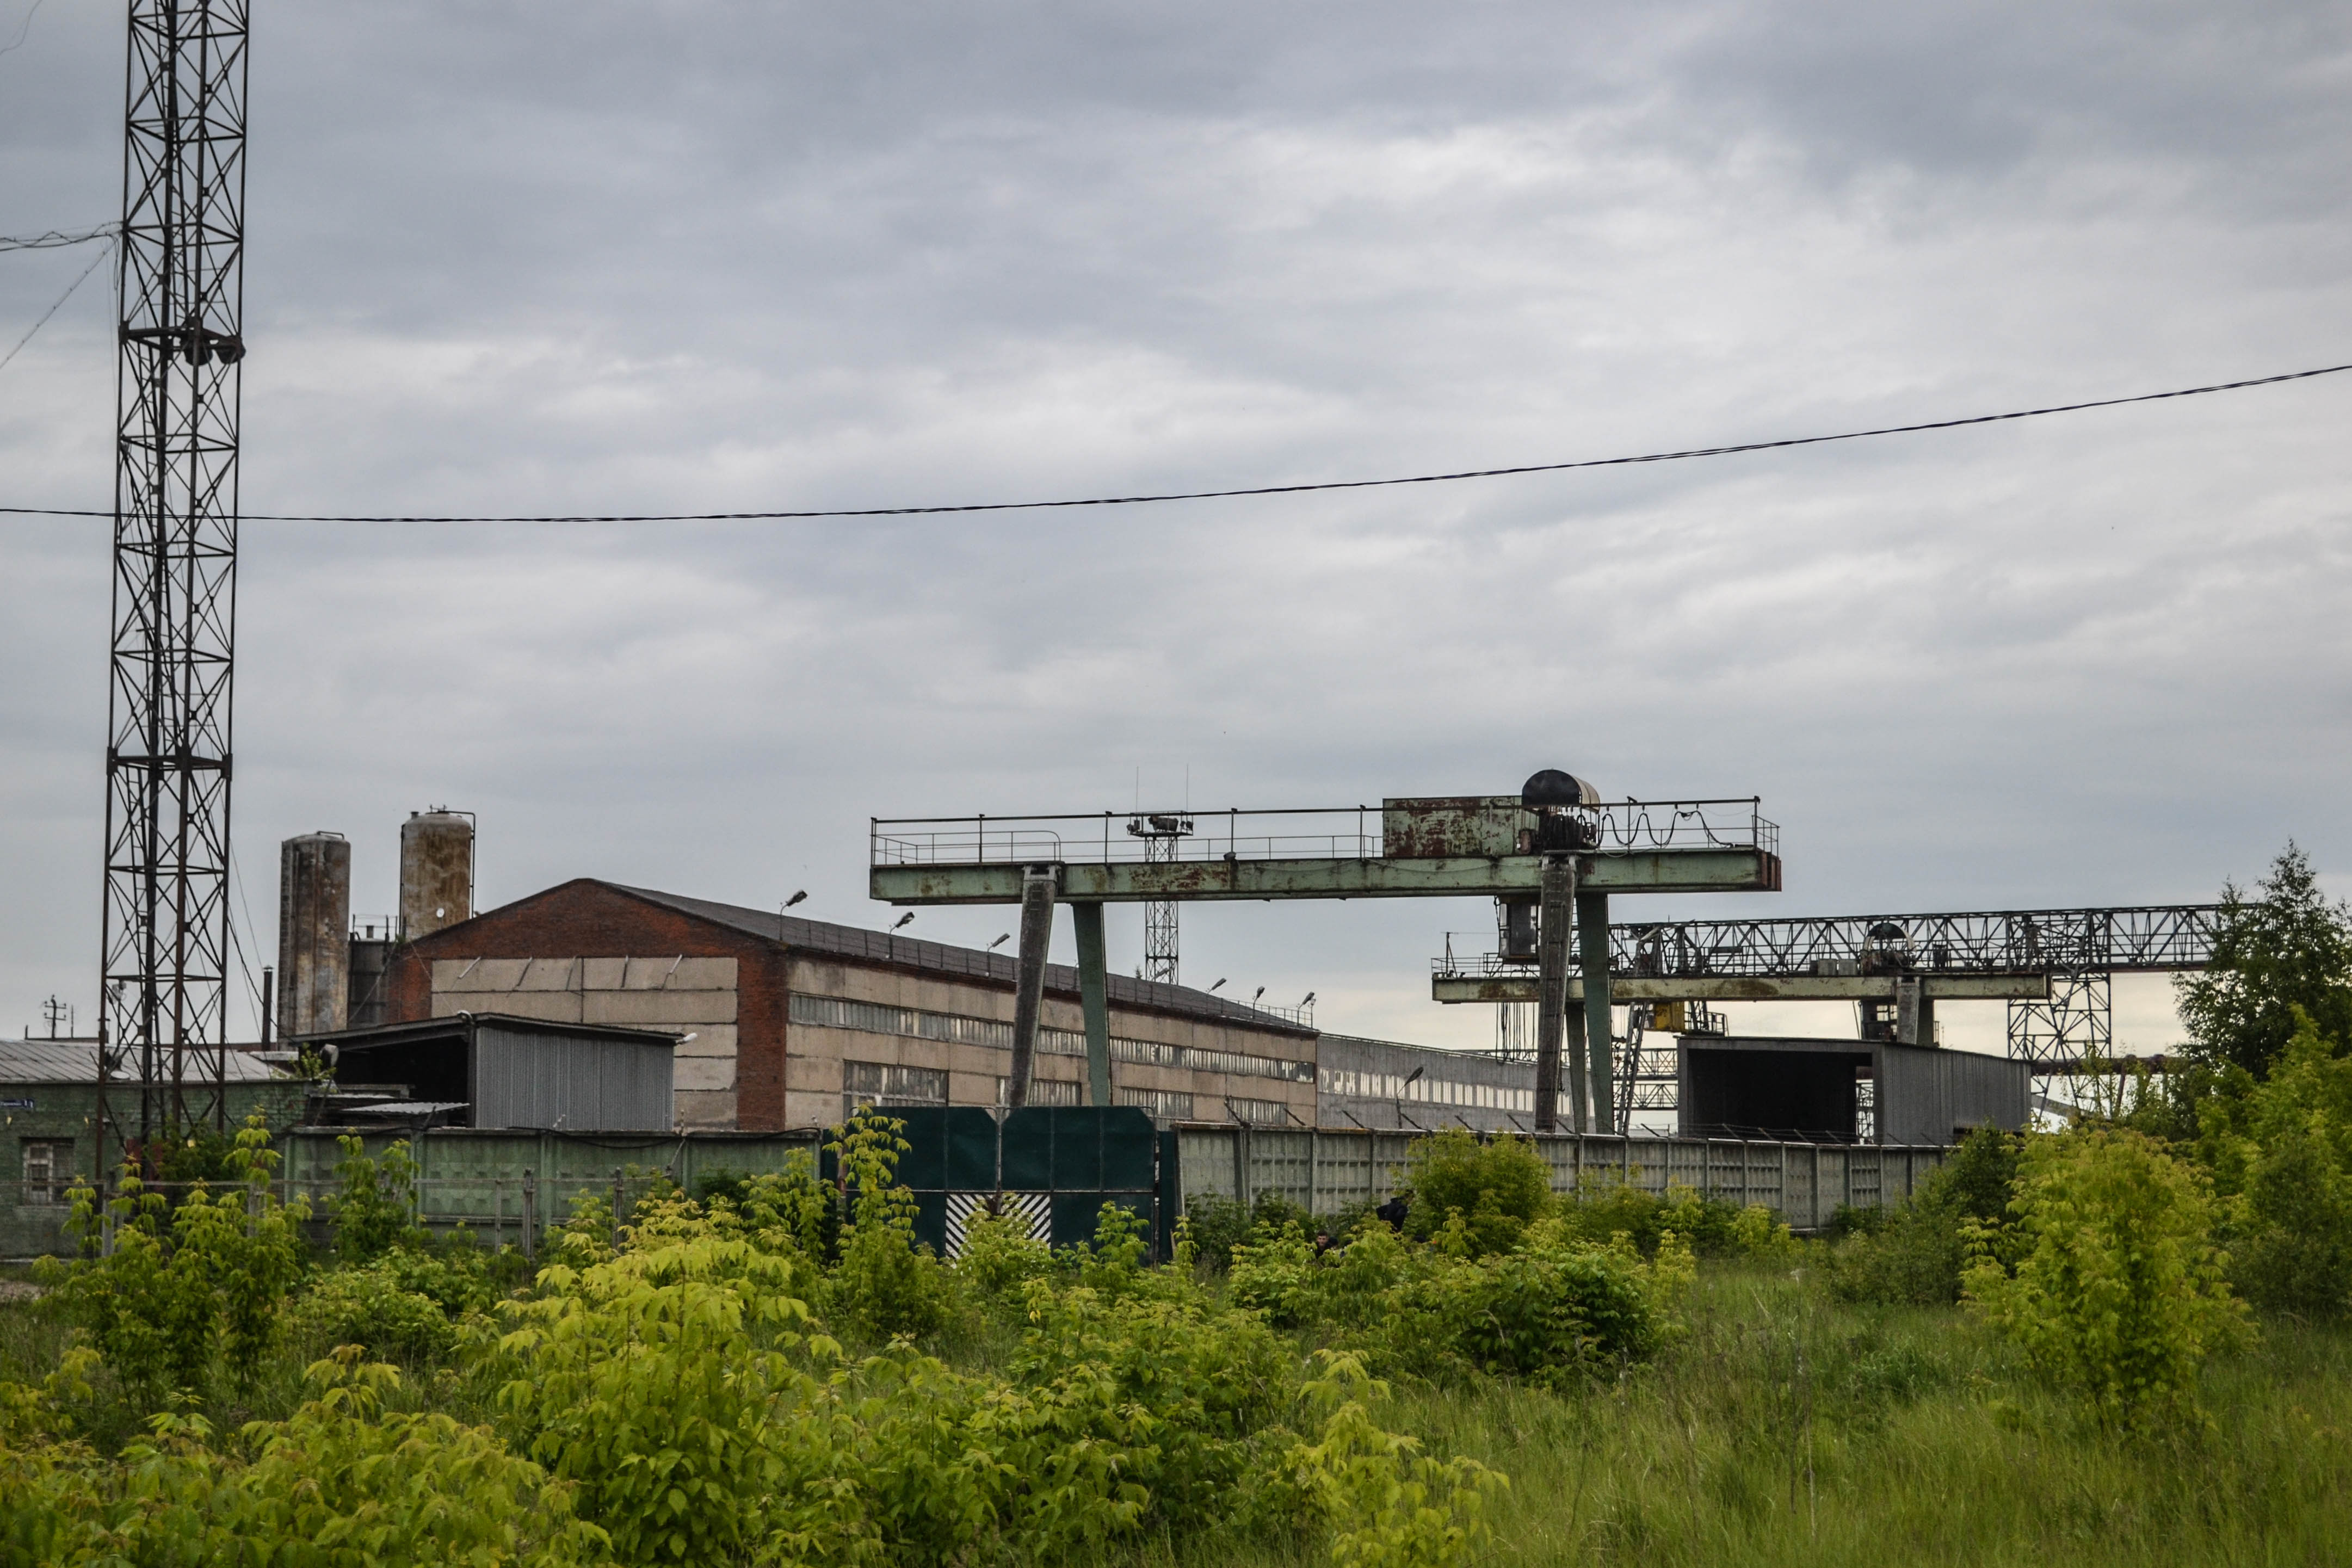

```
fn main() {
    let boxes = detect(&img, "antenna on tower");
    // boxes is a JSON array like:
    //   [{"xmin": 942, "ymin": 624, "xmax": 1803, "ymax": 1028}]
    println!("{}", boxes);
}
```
[
  {"xmin": 95, "ymin": 0, "xmax": 250, "ymax": 1173},
  {"xmin": 1126, "ymin": 810, "xmax": 1193, "ymax": 985}
]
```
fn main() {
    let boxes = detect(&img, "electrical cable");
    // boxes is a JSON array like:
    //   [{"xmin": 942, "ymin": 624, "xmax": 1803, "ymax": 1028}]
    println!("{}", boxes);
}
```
[
  {"xmin": 0, "ymin": 236, "xmax": 111, "ymax": 374},
  {"xmin": 2, "ymin": 357, "xmax": 2346, "ymax": 523},
  {"xmin": 0, "ymin": 222, "xmax": 115, "ymax": 252}
]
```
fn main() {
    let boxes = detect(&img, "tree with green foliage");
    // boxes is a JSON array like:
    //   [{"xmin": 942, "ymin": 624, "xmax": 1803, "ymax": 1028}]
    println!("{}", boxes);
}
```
[
  {"xmin": 2193, "ymin": 1008, "xmax": 2352, "ymax": 1319},
  {"xmin": 2177, "ymin": 843, "xmax": 2352, "ymax": 1079},
  {"xmin": 1963, "ymin": 1127, "xmax": 2249, "ymax": 1424}
]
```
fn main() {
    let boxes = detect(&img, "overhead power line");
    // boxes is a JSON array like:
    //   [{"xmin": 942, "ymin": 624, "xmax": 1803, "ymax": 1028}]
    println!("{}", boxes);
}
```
[
  {"xmin": 2, "ymin": 358, "xmax": 2347, "ymax": 524},
  {"xmin": 0, "ymin": 223, "xmax": 119, "ymax": 252}
]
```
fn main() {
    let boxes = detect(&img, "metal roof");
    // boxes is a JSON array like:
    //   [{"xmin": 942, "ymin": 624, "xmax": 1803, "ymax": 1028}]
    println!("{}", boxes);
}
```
[
  {"xmin": 610, "ymin": 883, "xmax": 1316, "ymax": 1036},
  {"xmin": 287, "ymin": 1013, "xmax": 681, "ymax": 1050},
  {"xmin": 0, "ymin": 1039, "xmax": 286, "ymax": 1085}
]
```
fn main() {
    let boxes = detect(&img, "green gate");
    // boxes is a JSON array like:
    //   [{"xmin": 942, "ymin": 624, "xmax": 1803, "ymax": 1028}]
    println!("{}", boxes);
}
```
[{"xmin": 868, "ymin": 1105, "xmax": 1176, "ymax": 1260}]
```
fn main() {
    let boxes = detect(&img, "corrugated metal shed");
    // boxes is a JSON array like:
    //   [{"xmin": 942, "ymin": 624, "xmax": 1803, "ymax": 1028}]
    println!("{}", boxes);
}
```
[
  {"xmin": 289, "ymin": 1014, "xmax": 676, "ymax": 1132},
  {"xmin": 1678, "ymin": 1035, "xmax": 2028, "ymax": 1144}
]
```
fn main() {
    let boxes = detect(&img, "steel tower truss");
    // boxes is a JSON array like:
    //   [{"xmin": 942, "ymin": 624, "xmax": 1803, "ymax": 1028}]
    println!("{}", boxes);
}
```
[
  {"xmin": 1127, "ymin": 814, "xmax": 1191, "ymax": 985},
  {"xmin": 97, "ymin": 0, "xmax": 249, "ymax": 1168}
]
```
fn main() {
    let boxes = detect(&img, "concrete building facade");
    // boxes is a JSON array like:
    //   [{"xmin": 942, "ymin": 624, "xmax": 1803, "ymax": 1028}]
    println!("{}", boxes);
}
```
[
  {"xmin": 382, "ymin": 880, "xmax": 1320, "ymax": 1132},
  {"xmin": 1314, "ymin": 1033, "xmax": 1538, "ymax": 1133}
]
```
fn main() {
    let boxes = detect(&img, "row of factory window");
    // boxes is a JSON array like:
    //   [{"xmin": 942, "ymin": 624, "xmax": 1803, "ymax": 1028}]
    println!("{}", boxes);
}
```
[
  {"xmin": 1319, "ymin": 1067, "xmax": 1534, "ymax": 1114},
  {"xmin": 841, "ymin": 1060, "xmax": 1292, "ymax": 1126},
  {"xmin": 791, "ymin": 993, "xmax": 1316, "ymax": 1084}
]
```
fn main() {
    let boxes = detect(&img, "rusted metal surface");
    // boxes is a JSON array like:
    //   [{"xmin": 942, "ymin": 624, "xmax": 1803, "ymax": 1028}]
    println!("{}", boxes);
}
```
[
  {"xmin": 1434, "ymin": 972, "xmax": 2055, "ymax": 1003},
  {"xmin": 1380, "ymin": 797, "xmax": 1527, "ymax": 859},
  {"xmin": 872, "ymin": 798, "xmax": 1776, "ymax": 869},
  {"xmin": 277, "ymin": 833, "xmax": 351, "ymax": 1037},
  {"xmin": 873, "ymin": 848, "xmax": 1781, "ymax": 906},
  {"xmin": 400, "ymin": 811, "xmax": 474, "ymax": 940}
]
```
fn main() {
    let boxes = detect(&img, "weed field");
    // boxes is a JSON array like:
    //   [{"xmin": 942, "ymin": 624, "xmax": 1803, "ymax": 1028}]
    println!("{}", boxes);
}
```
[{"xmin": 0, "ymin": 1112, "xmax": 2347, "ymax": 1567}]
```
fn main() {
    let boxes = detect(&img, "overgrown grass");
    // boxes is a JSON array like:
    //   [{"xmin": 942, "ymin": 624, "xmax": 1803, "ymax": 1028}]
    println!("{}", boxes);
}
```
[
  {"xmin": 8, "ymin": 1250, "xmax": 2344, "ymax": 1565},
  {"xmin": 1152, "ymin": 1262, "xmax": 2352, "ymax": 1568}
]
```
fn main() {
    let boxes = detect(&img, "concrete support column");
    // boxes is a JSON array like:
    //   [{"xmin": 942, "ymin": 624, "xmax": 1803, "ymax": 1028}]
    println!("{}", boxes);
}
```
[
  {"xmin": 1578, "ymin": 888, "xmax": 1614, "ymax": 1134},
  {"xmin": 1005, "ymin": 865, "xmax": 1059, "ymax": 1109},
  {"xmin": 1071, "ymin": 901, "xmax": 1113, "ymax": 1106},
  {"xmin": 1533, "ymin": 854, "xmax": 1577, "ymax": 1132}
]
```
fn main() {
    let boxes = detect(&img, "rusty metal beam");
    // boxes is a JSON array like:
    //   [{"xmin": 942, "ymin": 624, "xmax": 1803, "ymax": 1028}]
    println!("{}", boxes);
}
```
[
  {"xmin": 873, "ymin": 848, "xmax": 1780, "ymax": 906},
  {"xmin": 1004, "ymin": 867, "xmax": 1056, "ymax": 1107},
  {"xmin": 1070, "ymin": 900, "xmax": 1113, "ymax": 1106},
  {"xmin": 1433, "ymin": 972, "xmax": 2055, "ymax": 1004},
  {"xmin": 1578, "ymin": 888, "xmax": 1613, "ymax": 1134},
  {"xmin": 1535, "ymin": 855, "xmax": 1575, "ymax": 1132}
]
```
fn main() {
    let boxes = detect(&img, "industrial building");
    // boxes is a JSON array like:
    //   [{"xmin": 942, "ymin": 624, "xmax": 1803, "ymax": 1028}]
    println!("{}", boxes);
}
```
[
  {"xmin": 0, "ymin": 1039, "xmax": 299, "ymax": 1256},
  {"xmin": 374, "ymin": 880, "xmax": 1322, "ymax": 1132},
  {"xmin": 1677, "ymin": 1035, "xmax": 2029, "ymax": 1145},
  {"xmin": 1314, "ymin": 1034, "xmax": 1536, "ymax": 1133}
]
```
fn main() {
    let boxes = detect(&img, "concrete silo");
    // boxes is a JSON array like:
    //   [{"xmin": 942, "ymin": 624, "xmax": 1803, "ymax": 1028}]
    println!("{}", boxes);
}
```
[
  {"xmin": 400, "ymin": 810, "xmax": 474, "ymax": 941},
  {"xmin": 277, "ymin": 832, "xmax": 351, "ymax": 1037}
]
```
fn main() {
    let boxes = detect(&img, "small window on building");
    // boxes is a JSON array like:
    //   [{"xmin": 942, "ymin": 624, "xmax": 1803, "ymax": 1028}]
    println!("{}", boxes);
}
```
[
  {"xmin": 995, "ymin": 1077, "xmax": 1081, "ymax": 1107},
  {"xmin": 843, "ymin": 1060, "xmax": 948, "ymax": 1122},
  {"xmin": 1116, "ymin": 1086, "xmax": 1195, "ymax": 1121},
  {"xmin": 21, "ymin": 1140, "xmax": 72, "ymax": 1206},
  {"xmin": 1229, "ymin": 1096, "xmax": 1293, "ymax": 1126}
]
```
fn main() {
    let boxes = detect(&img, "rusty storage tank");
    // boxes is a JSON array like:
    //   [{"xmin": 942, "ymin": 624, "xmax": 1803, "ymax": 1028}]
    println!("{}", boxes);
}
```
[
  {"xmin": 277, "ymin": 832, "xmax": 351, "ymax": 1037},
  {"xmin": 399, "ymin": 810, "xmax": 474, "ymax": 940}
]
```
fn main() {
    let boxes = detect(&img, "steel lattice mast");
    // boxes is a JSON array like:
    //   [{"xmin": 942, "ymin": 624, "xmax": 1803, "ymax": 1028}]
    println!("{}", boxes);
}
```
[{"xmin": 96, "ymin": 0, "xmax": 249, "ymax": 1171}]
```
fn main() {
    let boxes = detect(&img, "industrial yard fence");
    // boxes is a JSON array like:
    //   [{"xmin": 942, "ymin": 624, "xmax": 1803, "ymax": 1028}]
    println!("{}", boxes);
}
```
[{"xmin": 1, "ymin": 1123, "xmax": 1942, "ymax": 1259}]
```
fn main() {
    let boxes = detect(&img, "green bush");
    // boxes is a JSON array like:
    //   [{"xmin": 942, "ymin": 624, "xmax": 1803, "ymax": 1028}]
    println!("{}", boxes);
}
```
[
  {"xmin": 325, "ymin": 1135, "xmax": 428, "ymax": 1263},
  {"xmin": 1379, "ymin": 1221, "xmax": 1684, "ymax": 1385},
  {"xmin": 289, "ymin": 1247, "xmax": 497, "ymax": 1365},
  {"xmin": 1402, "ymin": 1128, "xmax": 1552, "ymax": 1256},
  {"xmin": 1828, "ymin": 1126, "xmax": 2020, "ymax": 1306},
  {"xmin": 1553, "ymin": 1178, "xmax": 1744, "ymax": 1258},
  {"xmin": 1186, "ymin": 1191, "xmax": 1312, "ymax": 1273},
  {"xmin": 1963, "ymin": 1126, "xmax": 2251, "ymax": 1423},
  {"xmin": 0, "ymin": 1353, "xmax": 604, "ymax": 1567},
  {"xmin": 40, "ymin": 1116, "xmax": 311, "ymax": 1406}
]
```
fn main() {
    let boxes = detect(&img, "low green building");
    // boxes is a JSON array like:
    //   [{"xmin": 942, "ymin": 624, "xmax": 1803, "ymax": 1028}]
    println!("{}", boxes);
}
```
[{"xmin": 1, "ymin": 1039, "xmax": 305, "ymax": 1259}]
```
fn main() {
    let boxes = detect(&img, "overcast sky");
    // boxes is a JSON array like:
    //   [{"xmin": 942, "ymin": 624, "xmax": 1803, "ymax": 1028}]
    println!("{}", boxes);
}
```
[{"xmin": 2, "ymin": 1, "xmax": 2347, "ymax": 1059}]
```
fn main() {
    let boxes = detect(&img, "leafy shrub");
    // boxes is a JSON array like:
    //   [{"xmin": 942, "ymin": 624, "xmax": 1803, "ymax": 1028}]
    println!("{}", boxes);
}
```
[
  {"xmin": 1186, "ymin": 1191, "xmax": 1312, "ymax": 1273},
  {"xmin": 1294, "ymin": 1353, "xmax": 1504, "ymax": 1568},
  {"xmin": 1963, "ymin": 1127, "xmax": 2251, "ymax": 1423},
  {"xmin": 822, "ymin": 1113, "xmax": 964, "ymax": 1343},
  {"xmin": 289, "ymin": 1249, "xmax": 495, "ymax": 1365},
  {"xmin": 41, "ymin": 1116, "xmax": 310, "ymax": 1405},
  {"xmin": 1827, "ymin": 1126, "xmax": 2020, "ymax": 1305},
  {"xmin": 1553, "ymin": 1179, "xmax": 1745, "ymax": 1258},
  {"xmin": 1228, "ymin": 1221, "xmax": 1324, "ymax": 1328},
  {"xmin": 1402, "ymin": 1128, "xmax": 1552, "ymax": 1255},
  {"xmin": 1378, "ymin": 1221, "xmax": 1679, "ymax": 1385},
  {"xmin": 325, "ymin": 1135, "xmax": 427, "ymax": 1263},
  {"xmin": 0, "ymin": 1352, "xmax": 603, "ymax": 1567},
  {"xmin": 953, "ymin": 1206, "xmax": 1053, "ymax": 1302},
  {"xmin": 1730, "ymin": 1205, "xmax": 1798, "ymax": 1264}
]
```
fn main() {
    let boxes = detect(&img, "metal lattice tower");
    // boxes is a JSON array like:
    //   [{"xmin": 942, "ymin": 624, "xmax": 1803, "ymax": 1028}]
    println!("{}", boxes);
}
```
[
  {"xmin": 1126, "ymin": 814, "xmax": 1191, "ymax": 984},
  {"xmin": 2007, "ymin": 971, "xmax": 2114, "ymax": 1070},
  {"xmin": 96, "ymin": 0, "xmax": 249, "ymax": 1169}
]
